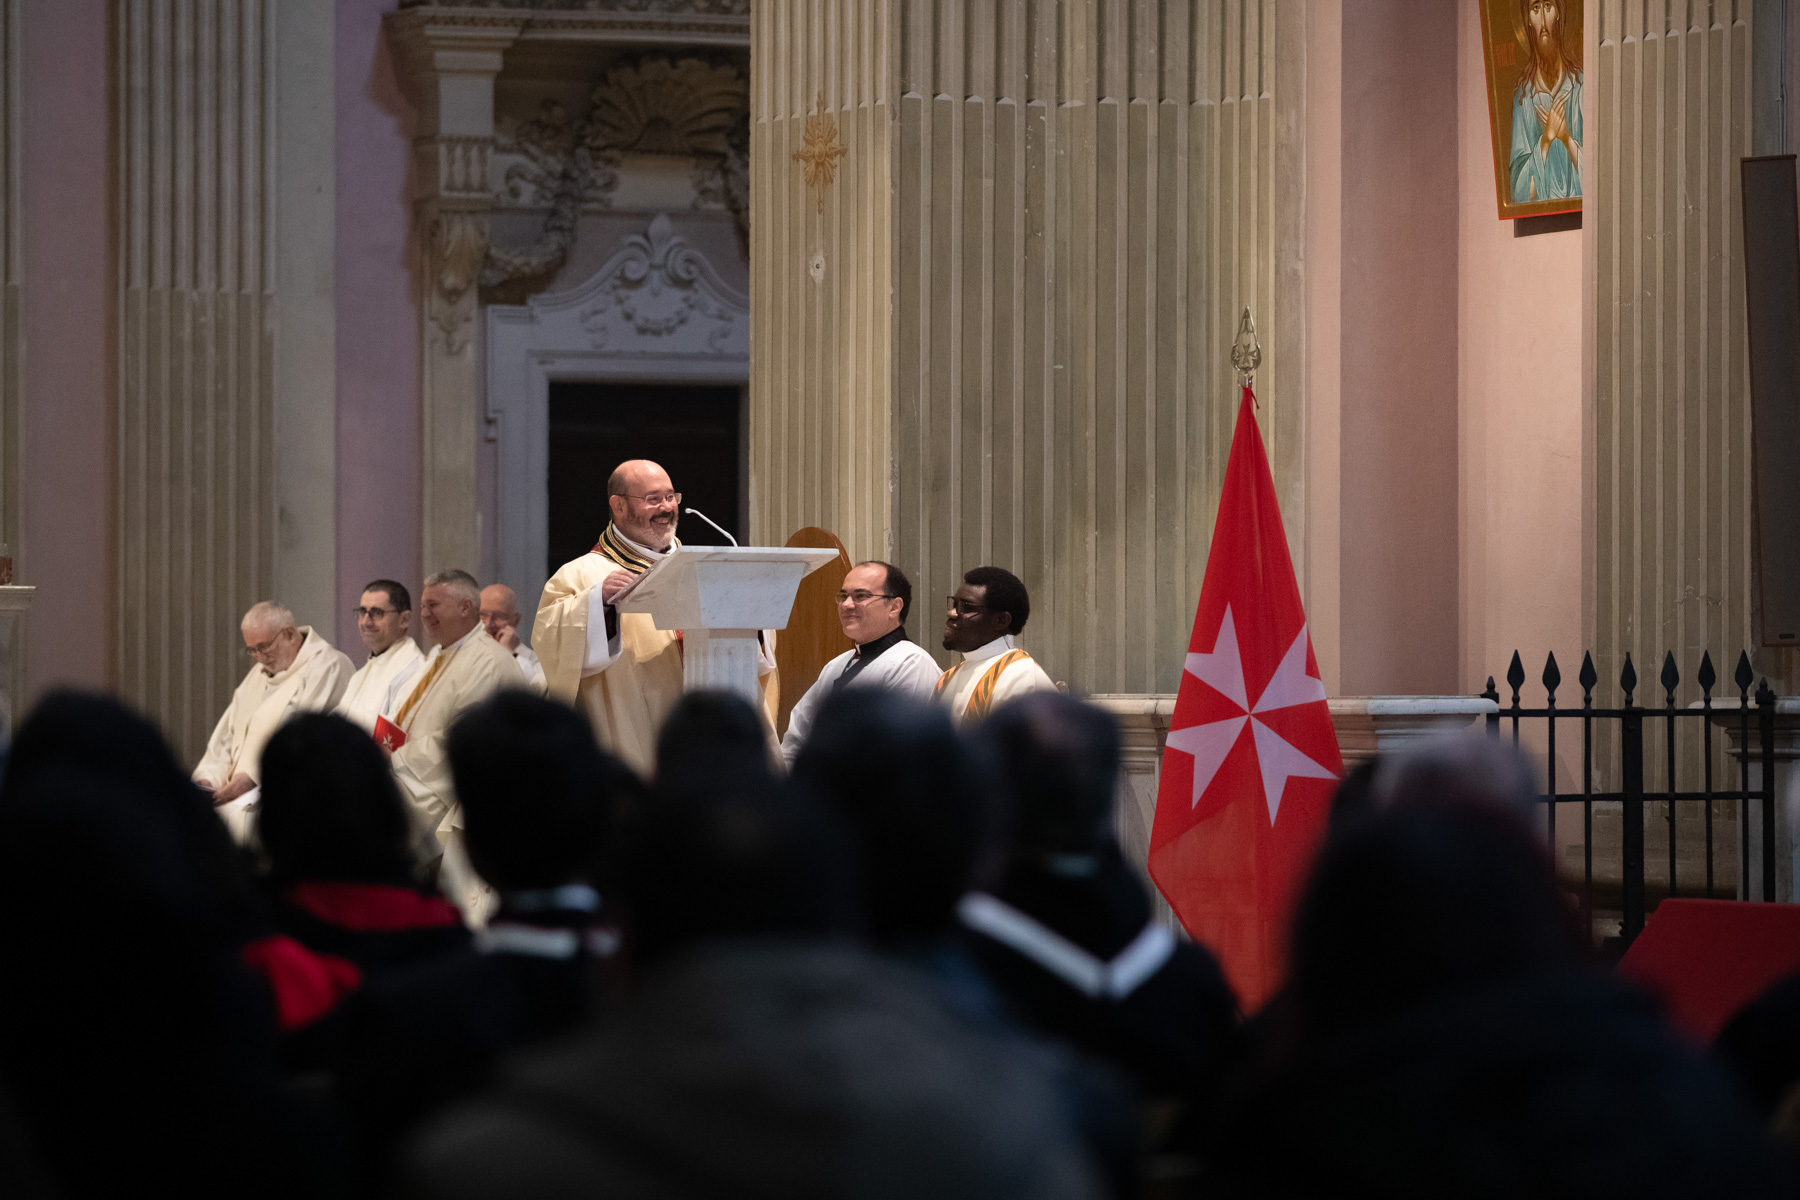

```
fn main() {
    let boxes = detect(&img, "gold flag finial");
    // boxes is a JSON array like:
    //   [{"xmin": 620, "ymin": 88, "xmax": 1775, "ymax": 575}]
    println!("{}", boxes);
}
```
[{"xmin": 1231, "ymin": 307, "xmax": 1262, "ymax": 385}]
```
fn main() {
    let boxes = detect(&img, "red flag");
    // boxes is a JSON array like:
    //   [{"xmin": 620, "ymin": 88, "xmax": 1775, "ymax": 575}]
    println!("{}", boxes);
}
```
[{"xmin": 1149, "ymin": 385, "xmax": 1342, "ymax": 1011}]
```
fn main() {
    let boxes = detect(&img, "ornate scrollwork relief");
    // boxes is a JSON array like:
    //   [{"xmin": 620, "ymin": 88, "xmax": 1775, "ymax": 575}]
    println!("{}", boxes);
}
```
[
  {"xmin": 431, "ymin": 211, "xmax": 491, "ymax": 353},
  {"xmin": 578, "ymin": 213, "xmax": 740, "ymax": 352},
  {"xmin": 483, "ymin": 53, "xmax": 748, "ymax": 293}
]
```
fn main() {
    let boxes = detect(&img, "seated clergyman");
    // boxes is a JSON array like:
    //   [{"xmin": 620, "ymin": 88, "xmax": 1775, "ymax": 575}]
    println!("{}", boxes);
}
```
[
  {"xmin": 780, "ymin": 561, "xmax": 941, "ymax": 765},
  {"xmin": 337, "ymin": 579, "xmax": 425, "ymax": 732},
  {"xmin": 479, "ymin": 583, "xmax": 546, "ymax": 693},
  {"xmin": 934, "ymin": 566, "xmax": 1057, "ymax": 726},
  {"xmin": 193, "ymin": 600, "xmax": 353, "ymax": 838},
  {"xmin": 386, "ymin": 570, "xmax": 527, "ymax": 923}
]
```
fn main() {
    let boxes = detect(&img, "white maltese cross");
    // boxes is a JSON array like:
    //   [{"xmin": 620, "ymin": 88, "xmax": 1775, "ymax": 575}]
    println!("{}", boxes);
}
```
[{"xmin": 1163, "ymin": 605, "xmax": 1336, "ymax": 823}]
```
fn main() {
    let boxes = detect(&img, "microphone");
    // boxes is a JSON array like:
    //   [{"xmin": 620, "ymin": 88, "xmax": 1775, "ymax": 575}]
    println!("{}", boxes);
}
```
[{"xmin": 683, "ymin": 507, "xmax": 739, "ymax": 547}]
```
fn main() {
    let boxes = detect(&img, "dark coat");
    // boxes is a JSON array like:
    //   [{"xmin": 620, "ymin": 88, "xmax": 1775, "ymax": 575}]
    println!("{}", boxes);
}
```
[{"xmin": 401, "ymin": 939, "xmax": 1107, "ymax": 1200}]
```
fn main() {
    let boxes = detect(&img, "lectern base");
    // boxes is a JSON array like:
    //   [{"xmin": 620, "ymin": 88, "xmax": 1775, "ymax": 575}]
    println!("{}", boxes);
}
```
[{"xmin": 682, "ymin": 628, "xmax": 762, "ymax": 705}]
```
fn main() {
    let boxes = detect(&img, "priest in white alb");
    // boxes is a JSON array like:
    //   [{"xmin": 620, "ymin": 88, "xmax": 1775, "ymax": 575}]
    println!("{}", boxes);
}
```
[
  {"xmin": 781, "ymin": 561, "xmax": 941, "ymax": 765},
  {"xmin": 385, "ymin": 570, "xmax": 525, "ymax": 921},
  {"xmin": 335, "ymin": 579, "xmax": 425, "ymax": 731},
  {"xmin": 934, "ymin": 566, "xmax": 1057, "ymax": 726},
  {"xmin": 194, "ymin": 601, "xmax": 353, "ymax": 839},
  {"xmin": 532, "ymin": 459, "xmax": 778, "ymax": 775}
]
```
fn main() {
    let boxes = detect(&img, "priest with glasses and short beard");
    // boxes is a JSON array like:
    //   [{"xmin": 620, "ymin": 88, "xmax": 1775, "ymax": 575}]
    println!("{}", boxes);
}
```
[
  {"xmin": 533, "ymin": 459, "xmax": 779, "ymax": 776},
  {"xmin": 780, "ymin": 560, "xmax": 941, "ymax": 766}
]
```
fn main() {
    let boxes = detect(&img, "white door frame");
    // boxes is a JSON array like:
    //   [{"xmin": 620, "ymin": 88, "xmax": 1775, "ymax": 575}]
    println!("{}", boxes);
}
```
[{"xmin": 485, "ymin": 213, "xmax": 751, "ymax": 629}]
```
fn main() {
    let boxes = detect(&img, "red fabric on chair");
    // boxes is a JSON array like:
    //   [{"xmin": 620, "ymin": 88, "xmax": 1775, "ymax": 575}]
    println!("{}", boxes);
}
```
[{"xmin": 1615, "ymin": 899, "xmax": 1800, "ymax": 1041}]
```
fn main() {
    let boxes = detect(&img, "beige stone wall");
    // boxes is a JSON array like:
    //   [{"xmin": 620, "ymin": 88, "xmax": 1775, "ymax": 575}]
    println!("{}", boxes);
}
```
[
  {"xmin": 114, "ymin": 0, "xmax": 336, "ymax": 764},
  {"xmin": 749, "ymin": 0, "xmax": 896, "ymax": 572},
  {"xmin": 751, "ymin": 0, "xmax": 1304, "ymax": 694},
  {"xmin": 1591, "ymin": 0, "xmax": 1759, "ymax": 699}
]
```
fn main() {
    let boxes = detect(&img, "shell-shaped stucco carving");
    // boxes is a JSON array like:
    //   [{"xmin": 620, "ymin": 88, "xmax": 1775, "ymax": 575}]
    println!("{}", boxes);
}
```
[{"xmin": 586, "ymin": 57, "xmax": 747, "ymax": 159}]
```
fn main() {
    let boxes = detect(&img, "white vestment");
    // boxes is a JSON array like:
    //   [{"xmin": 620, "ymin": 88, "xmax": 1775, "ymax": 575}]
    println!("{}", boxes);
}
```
[
  {"xmin": 533, "ymin": 528, "xmax": 778, "ymax": 776},
  {"xmin": 194, "ymin": 627, "xmax": 353, "ymax": 842},
  {"xmin": 935, "ymin": 634, "xmax": 1058, "ymax": 727},
  {"xmin": 781, "ymin": 634, "xmax": 941, "ymax": 766},
  {"xmin": 511, "ymin": 640, "xmax": 547, "ymax": 693},
  {"xmin": 335, "ymin": 637, "xmax": 425, "ymax": 732},
  {"xmin": 388, "ymin": 625, "xmax": 526, "ymax": 924}
]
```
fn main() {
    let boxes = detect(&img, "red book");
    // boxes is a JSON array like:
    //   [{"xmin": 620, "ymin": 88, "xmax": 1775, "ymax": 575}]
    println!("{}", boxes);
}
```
[
  {"xmin": 1149, "ymin": 385, "xmax": 1343, "ymax": 1011},
  {"xmin": 373, "ymin": 714, "xmax": 407, "ymax": 752}
]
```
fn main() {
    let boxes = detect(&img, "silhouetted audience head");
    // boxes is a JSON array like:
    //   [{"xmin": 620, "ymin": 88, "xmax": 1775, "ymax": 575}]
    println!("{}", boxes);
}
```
[
  {"xmin": 448, "ymin": 691, "xmax": 633, "ymax": 893},
  {"xmin": 0, "ymin": 692, "xmax": 336, "ymax": 1197},
  {"xmin": 655, "ymin": 689, "xmax": 773, "ymax": 797},
  {"xmin": 1289, "ymin": 796, "xmax": 1588, "ymax": 1037},
  {"xmin": 1371, "ymin": 731, "xmax": 1542, "ymax": 828},
  {"xmin": 619, "ymin": 768, "xmax": 854, "ymax": 968},
  {"xmin": 980, "ymin": 692, "xmax": 1117, "ymax": 861},
  {"xmin": 259, "ymin": 712, "xmax": 416, "ymax": 887},
  {"xmin": 1328, "ymin": 756, "xmax": 1381, "ymax": 829},
  {"xmin": 792, "ymin": 690, "xmax": 1001, "ymax": 944}
]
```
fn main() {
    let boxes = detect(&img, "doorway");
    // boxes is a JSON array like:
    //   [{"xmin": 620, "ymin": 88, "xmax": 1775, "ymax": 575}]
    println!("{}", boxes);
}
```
[{"xmin": 545, "ymin": 382, "xmax": 744, "ymax": 577}]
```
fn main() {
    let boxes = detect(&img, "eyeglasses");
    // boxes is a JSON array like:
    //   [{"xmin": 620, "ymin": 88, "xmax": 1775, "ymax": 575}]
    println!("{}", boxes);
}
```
[
  {"xmin": 836, "ymin": 590, "xmax": 898, "ymax": 606},
  {"xmin": 623, "ymin": 491, "xmax": 682, "ymax": 509},
  {"xmin": 946, "ymin": 596, "xmax": 994, "ymax": 617},
  {"xmin": 243, "ymin": 632, "xmax": 289, "ymax": 658},
  {"xmin": 353, "ymin": 606, "xmax": 399, "ymax": 620}
]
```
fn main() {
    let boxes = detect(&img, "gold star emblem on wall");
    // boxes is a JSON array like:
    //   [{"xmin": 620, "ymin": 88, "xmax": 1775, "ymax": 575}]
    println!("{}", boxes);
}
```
[{"xmin": 792, "ymin": 95, "xmax": 848, "ymax": 214}]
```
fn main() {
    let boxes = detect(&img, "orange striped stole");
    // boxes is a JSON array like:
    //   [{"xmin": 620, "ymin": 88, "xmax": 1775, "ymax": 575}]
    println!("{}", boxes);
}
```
[
  {"xmin": 936, "ymin": 649, "xmax": 1032, "ymax": 721},
  {"xmin": 393, "ymin": 651, "xmax": 451, "ymax": 731}
]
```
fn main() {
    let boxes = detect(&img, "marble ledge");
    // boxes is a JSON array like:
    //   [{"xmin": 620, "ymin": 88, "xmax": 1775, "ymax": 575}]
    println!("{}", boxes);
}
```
[
  {"xmin": 0, "ymin": 585, "xmax": 37, "ymax": 613},
  {"xmin": 1089, "ymin": 693, "xmax": 1499, "ymax": 768}
]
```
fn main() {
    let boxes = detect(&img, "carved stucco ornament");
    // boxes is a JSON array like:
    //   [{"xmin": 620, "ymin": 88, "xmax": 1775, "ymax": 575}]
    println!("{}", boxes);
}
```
[
  {"xmin": 432, "ymin": 211, "xmax": 491, "ymax": 353},
  {"xmin": 792, "ymin": 95, "xmax": 848, "ymax": 214},
  {"xmin": 484, "ymin": 54, "xmax": 748, "ymax": 292},
  {"xmin": 578, "ymin": 212, "xmax": 742, "ymax": 352}
]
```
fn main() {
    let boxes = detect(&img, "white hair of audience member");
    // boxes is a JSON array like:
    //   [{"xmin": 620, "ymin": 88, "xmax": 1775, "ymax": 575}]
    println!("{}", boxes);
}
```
[
  {"xmin": 242, "ymin": 601, "xmax": 297, "ymax": 637},
  {"xmin": 1371, "ymin": 731, "xmax": 1543, "ymax": 833}
]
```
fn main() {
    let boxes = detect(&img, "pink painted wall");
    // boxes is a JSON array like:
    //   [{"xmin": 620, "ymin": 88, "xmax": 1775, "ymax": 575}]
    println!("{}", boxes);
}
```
[
  {"xmin": 335, "ymin": 0, "xmax": 421, "ymax": 630},
  {"xmin": 20, "ymin": 0, "xmax": 110, "ymax": 699},
  {"xmin": 1337, "ymin": 0, "xmax": 1463, "ymax": 696},
  {"xmin": 1455, "ymin": 0, "xmax": 1583, "ymax": 706}
]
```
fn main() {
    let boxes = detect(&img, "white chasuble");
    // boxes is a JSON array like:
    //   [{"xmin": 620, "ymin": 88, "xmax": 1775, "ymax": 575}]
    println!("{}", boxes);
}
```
[
  {"xmin": 193, "ymin": 626, "xmax": 354, "ymax": 790},
  {"xmin": 933, "ymin": 635, "xmax": 1058, "ymax": 728},
  {"xmin": 335, "ymin": 637, "xmax": 425, "ymax": 732},
  {"xmin": 533, "ymin": 525, "xmax": 780, "ymax": 777}
]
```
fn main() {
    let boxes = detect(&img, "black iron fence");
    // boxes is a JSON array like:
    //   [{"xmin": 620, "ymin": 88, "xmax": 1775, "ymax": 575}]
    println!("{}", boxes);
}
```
[{"xmin": 1481, "ymin": 649, "xmax": 1780, "ymax": 949}]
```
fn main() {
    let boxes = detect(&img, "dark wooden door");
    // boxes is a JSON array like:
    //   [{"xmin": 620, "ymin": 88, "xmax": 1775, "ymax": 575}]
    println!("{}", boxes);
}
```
[{"xmin": 546, "ymin": 382, "xmax": 743, "ymax": 578}]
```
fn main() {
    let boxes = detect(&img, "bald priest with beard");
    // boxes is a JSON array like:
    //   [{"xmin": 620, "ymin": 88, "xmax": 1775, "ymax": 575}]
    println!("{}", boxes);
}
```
[{"xmin": 533, "ymin": 459, "xmax": 778, "ymax": 775}]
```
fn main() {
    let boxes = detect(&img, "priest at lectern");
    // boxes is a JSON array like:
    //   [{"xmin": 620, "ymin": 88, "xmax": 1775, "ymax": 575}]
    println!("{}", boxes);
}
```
[{"xmin": 533, "ymin": 459, "xmax": 778, "ymax": 774}]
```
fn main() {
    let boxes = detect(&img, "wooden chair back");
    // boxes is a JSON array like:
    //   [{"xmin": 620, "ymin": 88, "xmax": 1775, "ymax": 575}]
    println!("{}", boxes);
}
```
[{"xmin": 775, "ymin": 527, "xmax": 853, "ymax": 737}]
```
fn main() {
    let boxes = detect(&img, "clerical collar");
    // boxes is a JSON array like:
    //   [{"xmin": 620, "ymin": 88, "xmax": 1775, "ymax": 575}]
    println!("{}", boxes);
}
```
[
  {"xmin": 834, "ymin": 624, "xmax": 909, "ymax": 693},
  {"xmin": 962, "ymin": 634, "xmax": 1017, "ymax": 665},
  {"xmin": 856, "ymin": 624, "xmax": 908, "ymax": 661}
]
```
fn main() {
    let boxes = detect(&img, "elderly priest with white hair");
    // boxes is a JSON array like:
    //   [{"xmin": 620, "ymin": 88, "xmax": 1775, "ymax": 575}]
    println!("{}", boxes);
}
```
[
  {"xmin": 533, "ymin": 458, "xmax": 778, "ymax": 775},
  {"xmin": 194, "ymin": 600, "xmax": 353, "ymax": 838},
  {"xmin": 386, "ymin": 569, "xmax": 525, "ymax": 920},
  {"xmin": 336, "ymin": 578, "xmax": 425, "ymax": 731}
]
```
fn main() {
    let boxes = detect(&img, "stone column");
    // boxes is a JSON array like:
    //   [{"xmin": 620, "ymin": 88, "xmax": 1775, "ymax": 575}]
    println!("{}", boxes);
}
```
[
  {"xmin": 386, "ymin": 11, "xmax": 519, "ymax": 577},
  {"xmin": 1708, "ymin": 697, "xmax": 1800, "ymax": 903}
]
